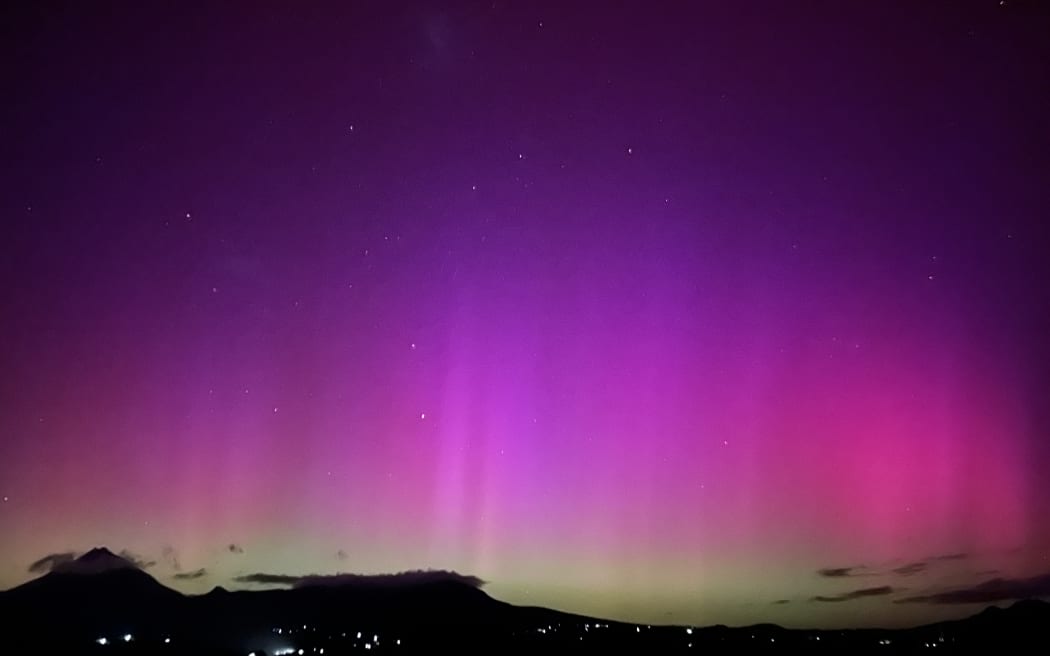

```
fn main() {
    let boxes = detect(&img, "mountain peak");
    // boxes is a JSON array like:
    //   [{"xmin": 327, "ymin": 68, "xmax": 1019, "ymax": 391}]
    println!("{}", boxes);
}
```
[
  {"xmin": 53, "ymin": 547, "xmax": 137, "ymax": 574},
  {"xmin": 80, "ymin": 547, "xmax": 118, "ymax": 560}
]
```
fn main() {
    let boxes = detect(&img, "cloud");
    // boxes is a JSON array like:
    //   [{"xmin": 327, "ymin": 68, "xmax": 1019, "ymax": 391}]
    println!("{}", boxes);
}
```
[
  {"xmin": 118, "ymin": 549, "xmax": 156, "ymax": 570},
  {"xmin": 227, "ymin": 543, "xmax": 244, "ymax": 554},
  {"xmin": 812, "ymin": 586, "xmax": 896, "ymax": 602},
  {"xmin": 294, "ymin": 570, "xmax": 485, "ymax": 590},
  {"xmin": 233, "ymin": 569, "xmax": 485, "ymax": 590},
  {"xmin": 173, "ymin": 568, "xmax": 208, "ymax": 580},
  {"xmin": 233, "ymin": 573, "xmax": 302, "ymax": 585},
  {"xmin": 29, "ymin": 548, "xmax": 155, "ymax": 574},
  {"xmin": 771, "ymin": 599, "xmax": 791, "ymax": 605},
  {"xmin": 817, "ymin": 567, "xmax": 867, "ymax": 578},
  {"xmin": 162, "ymin": 545, "xmax": 181, "ymax": 572},
  {"xmin": 892, "ymin": 562, "xmax": 928, "ymax": 576},
  {"xmin": 896, "ymin": 572, "xmax": 1050, "ymax": 605},
  {"xmin": 336, "ymin": 549, "xmax": 349, "ymax": 561},
  {"xmin": 28, "ymin": 552, "xmax": 78, "ymax": 574},
  {"xmin": 818, "ymin": 555, "xmax": 965, "ymax": 581}
]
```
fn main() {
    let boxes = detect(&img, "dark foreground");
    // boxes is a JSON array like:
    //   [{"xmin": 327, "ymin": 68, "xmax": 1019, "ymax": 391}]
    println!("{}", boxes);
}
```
[{"xmin": 2, "ymin": 549, "xmax": 1046, "ymax": 654}]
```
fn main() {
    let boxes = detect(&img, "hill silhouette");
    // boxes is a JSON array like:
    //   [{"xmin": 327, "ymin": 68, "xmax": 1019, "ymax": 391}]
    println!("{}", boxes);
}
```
[{"xmin": 1, "ymin": 548, "xmax": 1049, "ymax": 654}]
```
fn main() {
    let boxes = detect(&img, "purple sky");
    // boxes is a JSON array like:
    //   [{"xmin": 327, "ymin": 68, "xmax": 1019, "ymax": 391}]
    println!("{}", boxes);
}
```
[{"xmin": 1, "ymin": 1, "xmax": 1049, "ymax": 628}]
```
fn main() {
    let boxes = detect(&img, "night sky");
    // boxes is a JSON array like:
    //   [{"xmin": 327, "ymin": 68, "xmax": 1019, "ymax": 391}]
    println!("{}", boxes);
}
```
[{"xmin": 2, "ymin": 0, "xmax": 1049, "ymax": 629}]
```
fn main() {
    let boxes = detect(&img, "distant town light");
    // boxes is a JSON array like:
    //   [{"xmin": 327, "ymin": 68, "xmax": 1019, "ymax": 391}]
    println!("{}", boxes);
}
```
[
  {"xmin": 686, "ymin": 628, "xmax": 693, "ymax": 635},
  {"xmin": 123, "ymin": 634, "xmax": 133, "ymax": 643},
  {"xmin": 298, "ymin": 650, "xmax": 304, "ymax": 656},
  {"xmin": 164, "ymin": 637, "xmax": 171, "ymax": 644},
  {"xmin": 96, "ymin": 637, "xmax": 108, "ymax": 645},
  {"xmin": 365, "ymin": 645, "xmax": 372, "ymax": 651}
]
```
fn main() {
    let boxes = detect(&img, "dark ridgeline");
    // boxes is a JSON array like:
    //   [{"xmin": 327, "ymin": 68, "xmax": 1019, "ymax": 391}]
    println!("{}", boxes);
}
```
[{"xmin": 0, "ymin": 548, "xmax": 1047, "ymax": 654}]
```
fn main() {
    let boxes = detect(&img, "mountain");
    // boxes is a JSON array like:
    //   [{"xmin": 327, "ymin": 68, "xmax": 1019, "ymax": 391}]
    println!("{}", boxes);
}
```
[
  {"xmin": 2, "ymin": 550, "xmax": 1049, "ymax": 654},
  {"xmin": 54, "ymin": 546, "xmax": 139, "ymax": 574},
  {"xmin": 0, "ymin": 547, "xmax": 184, "ymax": 647},
  {"xmin": 935, "ymin": 598, "xmax": 1050, "ymax": 651},
  {"xmin": 0, "ymin": 550, "xmax": 535, "ymax": 653},
  {"xmin": 4, "ymin": 547, "xmax": 178, "ymax": 598}
]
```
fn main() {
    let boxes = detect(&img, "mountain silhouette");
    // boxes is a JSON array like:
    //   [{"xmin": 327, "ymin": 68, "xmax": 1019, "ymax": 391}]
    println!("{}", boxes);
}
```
[
  {"xmin": 6, "ymin": 547, "xmax": 179, "ymax": 600},
  {"xmin": 1, "ymin": 547, "xmax": 184, "ymax": 648},
  {"xmin": 1, "ymin": 549, "xmax": 1048, "ymax": 654},
  {"xmin": 57, "ymin": 547, "xmax": 131, "ymax": 572}
]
